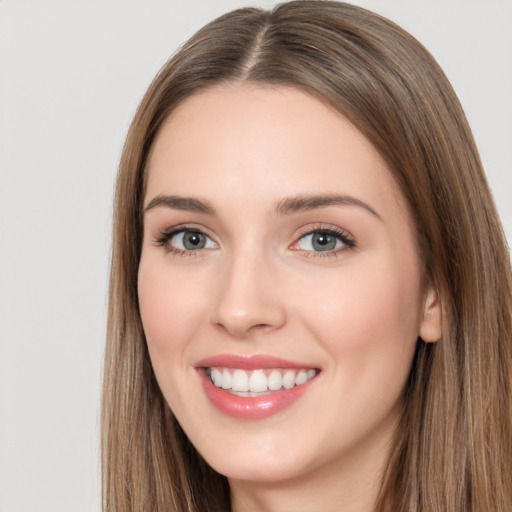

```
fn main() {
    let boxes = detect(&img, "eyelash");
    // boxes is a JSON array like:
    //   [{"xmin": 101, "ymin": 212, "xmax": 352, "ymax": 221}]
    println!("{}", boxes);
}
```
[
  {"xmin": 154, "ymin": 225, "xmax": 216, "ymax": 257},
  {"xmin": 153, "ymin": 224, "xmax": 356, "ymax": 258},
  {"xmin": 292, "ymin": 224, "xmax": 356, "ymax": 259}
]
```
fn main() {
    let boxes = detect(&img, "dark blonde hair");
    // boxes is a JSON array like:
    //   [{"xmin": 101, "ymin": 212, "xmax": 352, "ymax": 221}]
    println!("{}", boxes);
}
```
[{"xmin": 102, "ymin": 2, "xmax": 512, "ymax": 510}]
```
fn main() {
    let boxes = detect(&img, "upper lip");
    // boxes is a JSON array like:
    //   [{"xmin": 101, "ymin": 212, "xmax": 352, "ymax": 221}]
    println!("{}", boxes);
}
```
[{"xmin": 195, "ymin": 354, "xmax": 318, "ymax": 370}]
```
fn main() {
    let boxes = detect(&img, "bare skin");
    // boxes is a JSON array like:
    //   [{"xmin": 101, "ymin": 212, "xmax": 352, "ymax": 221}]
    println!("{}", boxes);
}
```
[{"xmin": 138, "ymin": 84, "xmax": 441, "ymax": 512}]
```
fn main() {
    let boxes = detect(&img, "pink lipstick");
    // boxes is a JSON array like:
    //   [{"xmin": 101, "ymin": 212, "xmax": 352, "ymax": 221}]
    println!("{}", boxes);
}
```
[{"xmin": 196, "ymin": 355, "xmax": 319, "ymax": 420}]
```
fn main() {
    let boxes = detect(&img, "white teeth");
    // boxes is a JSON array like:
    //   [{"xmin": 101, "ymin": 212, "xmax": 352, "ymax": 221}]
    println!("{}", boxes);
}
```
[
  {"xmin": 212, "ymin": 368, "xmax": 223, "ymax": 387},
  {"xmin": 210, "ymin": 367, "xmax": 318, "ymax": 393},
  {"xmin": 221, "ymin": 369, "xmax": 232, "ymax": 389},
  {"xmin": 231, "ymin": 369, "xmax": 249, "ymax": 392},
  {"xmin": 249, "ymin": 370, "xmax": 268, "ymax": 392},
  {"xmin": 267, "ymin": 370, "xmax": 283, "ymax": 390},
  {"xmin": 282, "ymin": 370, "xmax": 296, "ymax": 389},
  {"xmin": 295, "ymin": 370, "xmax": 308, "ymax": 386}
]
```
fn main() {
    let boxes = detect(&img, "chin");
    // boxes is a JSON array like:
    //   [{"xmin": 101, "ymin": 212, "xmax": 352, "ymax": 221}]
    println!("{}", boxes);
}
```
[
  {"xmin": 207, "ymin": 454, "xmax": 305, "ymax": 484},
  {"xmin": 191, "ymin": 427, "xmax": 323, "ymax": 484}
]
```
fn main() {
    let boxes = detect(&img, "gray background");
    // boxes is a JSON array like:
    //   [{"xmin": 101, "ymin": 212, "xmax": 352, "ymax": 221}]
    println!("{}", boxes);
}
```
[{"xmin": 1, "ymin": 1, "xmax": 510, "ymax": 511}]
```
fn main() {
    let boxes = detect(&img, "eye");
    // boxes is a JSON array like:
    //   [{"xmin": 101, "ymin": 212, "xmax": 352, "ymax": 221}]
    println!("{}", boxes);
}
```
[
  {"xmin": 172, "ymin": 230, "xmax": 216, "ymax": 250},
  {"xmin": 290, "ymin": 227, "xmax": 355, "ymax": 255},
  {"xmin": 155, "ymin": 228, "xmax": 217, "ymax": 253}
]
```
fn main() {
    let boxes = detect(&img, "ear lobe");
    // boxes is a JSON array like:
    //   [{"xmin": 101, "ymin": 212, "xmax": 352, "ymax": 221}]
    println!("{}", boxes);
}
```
[{"xmin": 419, "ymin": 287, "xmax": 442, "ymax": 342}]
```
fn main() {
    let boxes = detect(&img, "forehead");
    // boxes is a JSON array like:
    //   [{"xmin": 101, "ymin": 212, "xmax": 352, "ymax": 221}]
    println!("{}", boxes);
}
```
[{"xmin": 145, "ymin": 84, "xmax": 406, "ymax": 220}]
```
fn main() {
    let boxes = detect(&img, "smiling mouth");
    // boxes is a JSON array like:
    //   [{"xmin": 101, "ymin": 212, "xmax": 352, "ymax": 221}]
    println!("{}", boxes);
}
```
[{"xmin": 206, "ymin": 367, "xmax": 319, "ymax": 396}]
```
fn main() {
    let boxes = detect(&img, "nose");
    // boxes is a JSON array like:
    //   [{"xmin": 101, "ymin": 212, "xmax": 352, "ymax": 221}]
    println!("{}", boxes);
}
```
[{"xmin": 210, "ymin": 251, "xmax": 287, "ymax": 339}]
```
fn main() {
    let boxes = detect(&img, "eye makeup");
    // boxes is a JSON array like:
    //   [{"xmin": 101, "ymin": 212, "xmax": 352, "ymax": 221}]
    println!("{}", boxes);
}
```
[{"xmin": 152, "ymin": 221, "xmax": 356, "ymax": 260}]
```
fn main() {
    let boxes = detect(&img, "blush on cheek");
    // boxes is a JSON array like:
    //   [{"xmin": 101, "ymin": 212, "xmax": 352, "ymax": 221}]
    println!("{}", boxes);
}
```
[
  {"xmin": 301, "ymin": 267, "xmax": 420, "ymax": 355},
  {"xmin": 138, "ymin": 269, "xmax": 176, "ymax": 354},
  {"xmin": 138, "ymin": 264, "xmax": 209, "ymax": 359}
]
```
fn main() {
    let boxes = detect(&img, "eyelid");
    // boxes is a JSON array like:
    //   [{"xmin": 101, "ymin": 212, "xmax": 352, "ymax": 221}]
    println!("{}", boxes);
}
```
[
  {"xmin": 151, "ymin": 222, "xmax": 355, "ymax": 258},
  {"xmin": 153, "ymin": 224, "xmax": 219, "ymax": 255},
  {"xmin": 290, "ymin": 223, "xmax": 356, "ymax": 256}
]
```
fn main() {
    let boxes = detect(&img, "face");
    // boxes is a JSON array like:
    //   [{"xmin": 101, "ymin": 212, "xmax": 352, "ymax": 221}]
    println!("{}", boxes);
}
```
[{"xmin": 138, "ymin": 85, "xmax": 440, "ymax": 489}]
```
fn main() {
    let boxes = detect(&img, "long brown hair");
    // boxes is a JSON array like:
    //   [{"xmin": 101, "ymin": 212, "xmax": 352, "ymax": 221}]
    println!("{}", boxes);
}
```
[{"xmin": 102, "ymin": 2, "xmax": 512, "ymax": 510}]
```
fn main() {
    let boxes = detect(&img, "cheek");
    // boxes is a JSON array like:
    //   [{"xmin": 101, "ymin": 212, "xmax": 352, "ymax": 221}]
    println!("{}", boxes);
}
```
[
  {"xmin": 137, "ymin": 259, "xmax": 206, "ymax": 360},
  {"xmin": 296, "ymin": 256, "xmax": 422, "ymax": 367},
  {"xmin": 137, "ymin": 258, "xmax": 213, "ymax": 419}
]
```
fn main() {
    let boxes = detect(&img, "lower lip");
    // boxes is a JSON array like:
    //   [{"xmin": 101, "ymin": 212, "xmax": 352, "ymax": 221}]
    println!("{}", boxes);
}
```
[{"xmin": 199, "ymin": 370, "xmax": 316, "ymax": 420}]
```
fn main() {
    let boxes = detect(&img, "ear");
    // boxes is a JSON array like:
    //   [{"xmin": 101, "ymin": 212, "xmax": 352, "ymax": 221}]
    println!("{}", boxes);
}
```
[{"xmin": 418, "ymin": 286, "xmax": 442, "ymax": 342}]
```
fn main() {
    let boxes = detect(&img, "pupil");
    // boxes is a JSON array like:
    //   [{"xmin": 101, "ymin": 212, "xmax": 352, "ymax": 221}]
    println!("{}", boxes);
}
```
[
  {"xmin": 183, "ymin": 232, "xmax": 205, "ymax": 250},
  {"xmin": 312, "ymin": 233, "xmax": 336, "ymax": 251}
]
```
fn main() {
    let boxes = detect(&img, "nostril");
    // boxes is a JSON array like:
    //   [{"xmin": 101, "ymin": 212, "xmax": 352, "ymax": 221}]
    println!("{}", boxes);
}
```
[
  {"xmin": 252, "ymin": 323, "xmax": 273, "ymax": 331},
  {"xmin": 213, "ymin": 320, "xmax": 273, "ymax": 338}
]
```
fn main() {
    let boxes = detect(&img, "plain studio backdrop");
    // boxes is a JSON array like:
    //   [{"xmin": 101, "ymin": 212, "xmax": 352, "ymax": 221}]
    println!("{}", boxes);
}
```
[{"xmin": 0, "ymin": 1, "xmax": 510, "ymax": 511}]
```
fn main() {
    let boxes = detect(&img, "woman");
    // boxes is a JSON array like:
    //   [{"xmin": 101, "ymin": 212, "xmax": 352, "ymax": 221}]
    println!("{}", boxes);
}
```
[{"xmin": 102, "ymin": 1, "xmax": 512, "ymax": 510}]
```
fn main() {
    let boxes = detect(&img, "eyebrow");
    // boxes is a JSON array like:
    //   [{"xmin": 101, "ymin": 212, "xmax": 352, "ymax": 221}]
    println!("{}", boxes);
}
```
[
  {"xmin": 276, "ymin": 194, "xmax": 382, "ymax": 220},
  {"xmin": 144, "ymin": 195, "xmax": 215, "ymax": 214},
  {"xmin": 144, "ymin": 193, "xmax": 381, "ymax": 220}
]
